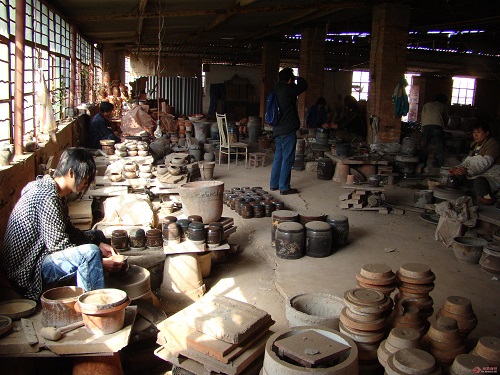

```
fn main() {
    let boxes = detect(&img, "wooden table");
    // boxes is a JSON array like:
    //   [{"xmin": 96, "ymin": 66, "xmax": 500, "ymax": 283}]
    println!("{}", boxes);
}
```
[{"xmin": 325, "ymin": 152, "xmax": 390, "ymax": 183}]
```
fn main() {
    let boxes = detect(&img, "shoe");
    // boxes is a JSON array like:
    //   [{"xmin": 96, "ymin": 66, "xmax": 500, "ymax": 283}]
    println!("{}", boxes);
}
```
[
  {"xmin": 270, "ymin": 187, "xmax": 278, "ymax": 191},
  {"xmin": 280, "ymin": 188, "xmax": 298, "ymax": 195}
]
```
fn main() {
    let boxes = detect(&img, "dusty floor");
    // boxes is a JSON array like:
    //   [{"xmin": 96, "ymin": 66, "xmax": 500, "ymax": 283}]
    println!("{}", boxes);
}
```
[{"xmin": 203, "ymin": 156, "xmax": 499, "ymax": 343}]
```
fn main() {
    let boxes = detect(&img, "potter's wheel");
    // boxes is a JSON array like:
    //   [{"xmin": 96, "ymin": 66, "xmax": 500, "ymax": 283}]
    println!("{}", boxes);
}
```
[
  {"xmin": 132, "ymin": 299, "xmax": 166, "ymax": 333},
  {"xmin": 433, "ymin": 185, "xmax": 470, "ymax": 201},
  {"xmin": 419, "ymin": 213, "xmax": 440, "ymax": 225},
  {"xmin": 105, "ymin": 264, "xmax": 151, "ymax": 300}
]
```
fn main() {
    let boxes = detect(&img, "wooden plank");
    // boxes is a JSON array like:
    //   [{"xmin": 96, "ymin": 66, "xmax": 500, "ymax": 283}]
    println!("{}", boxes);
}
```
[
  {"xmin": 339, "ymin": 192, "xmax": 352, "ymax": 201},
  {"xmin": 342, "ymin": 184, "xmax": 385, "ymax": 192}
]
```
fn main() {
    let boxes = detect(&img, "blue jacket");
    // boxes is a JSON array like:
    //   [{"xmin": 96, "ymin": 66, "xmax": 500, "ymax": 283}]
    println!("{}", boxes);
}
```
[{"xmin": 88, "ymin": 113, "xmax": 121, "ymax": 149}]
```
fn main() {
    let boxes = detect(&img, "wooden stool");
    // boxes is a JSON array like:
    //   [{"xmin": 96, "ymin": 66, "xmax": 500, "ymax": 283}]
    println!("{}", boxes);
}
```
[{"xmin": 249, "ymin": 152, "xmax": 266, "ymax": 168}]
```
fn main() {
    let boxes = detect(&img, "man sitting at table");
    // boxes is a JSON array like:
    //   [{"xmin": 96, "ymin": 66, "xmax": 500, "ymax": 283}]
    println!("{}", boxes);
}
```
[{"xmin": 87, "ymin": 101, "xmax": 121, "ymax": 149}]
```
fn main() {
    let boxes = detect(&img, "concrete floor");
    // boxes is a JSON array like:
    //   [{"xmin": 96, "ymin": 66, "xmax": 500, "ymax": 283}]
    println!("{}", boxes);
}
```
[{"xmin": 200, "ymin": 156, "xmax": 499, "ymax": 345}]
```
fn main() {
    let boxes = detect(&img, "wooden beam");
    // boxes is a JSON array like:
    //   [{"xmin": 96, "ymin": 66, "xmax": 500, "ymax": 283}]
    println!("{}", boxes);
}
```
[{"xmin": 136, "ymin": 0, "xmax": 149, "ymax": 47}]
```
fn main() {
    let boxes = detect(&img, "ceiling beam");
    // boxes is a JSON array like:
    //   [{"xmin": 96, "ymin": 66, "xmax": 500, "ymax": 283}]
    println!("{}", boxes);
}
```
[
  {"xmin": 77, "ymin": 1, "xmax": 367, "ymax": 23},
  {"xmin": 136, "ymin": 0, "xmax": 149, "ymax": 48}
]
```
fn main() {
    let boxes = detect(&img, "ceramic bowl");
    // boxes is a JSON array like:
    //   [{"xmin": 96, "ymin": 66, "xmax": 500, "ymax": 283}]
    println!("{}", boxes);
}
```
[
  {"xmin": 170, "ymin": 157, "xmax": 187, "ymax": 166},
  {"xmin": 123, "ymin": 171, "xmax": 137, "ymax": 179},
  {"xmin": 139, "ymin": 172, "xmax": 152, "ymax": 179},
  {"xmin": 126, "ymin": 143, "xmax": 138, "ymax": 151},
  {"xmin": 188, "ymin": 114, "xmax": 203, "ymax": 122},
  {"xmin": 156, "ymin": 164, "xmax": 168, "ymax": 176},
  {"xmin": 137, "ymin": 142, "xmax": 148, "ymax": 151},
  {"xmin": 168, "ymin": 165, "xmax": 182, "ymax": 176},
  {"xmin": 127, "ymin": 150, "xmax": 138, "ymax": 156},
  {"xmin": 100, "ymin": 139, "xmax": 115, "ymax": 147},
  {"xmin": 123, "ymin": 162, "xmax": 138, "ymax": 172},
  {"xmin": 109, "ymin": 173, "xmax": 123, "ymax": 182},
  {"xmin": 137, "ymin": 150, "xmax": 149, "ymax": 156},
  {"xmin": 115, "ymin": 150, "xmax": 127, "ymax": 157},
  {"xmin": 139, "ymin": 163, "xmax": 152, "ymax": 173},
  {"xmin": 114, "ymin": 143, "xmax": 127, "ymax": 151}
]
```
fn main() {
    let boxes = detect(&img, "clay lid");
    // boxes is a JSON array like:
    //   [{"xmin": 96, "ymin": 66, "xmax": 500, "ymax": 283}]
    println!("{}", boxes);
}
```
[
  {"xmin": 326, "ymin": 214, "xmax": 348, "ymax": 223},
  {"xmin": 360, "ymin": 263, "xmax": 394, "ymax": 279},
  {"xmin": 386, "ymin": 348, "xmax": 440, "ymax": 375},
  {"xmin": 450, "ymin": 354, "xmax": 489, "ymax": 375},
  {"xmin": 339, "ymin": 307, "xmax": 387, "ymax": 331},
  {"xmin": 387, "ymin": 327, "xmax": 421, "ymax": 349},
  {"xmin": 277, "ymin": 221, "xmax": 304, "ymax": 232},
  {"xmin": 398, "ymin": 263, "xmax": 435, "ymax": 281},
  {"xmin": 443, "ymin": 296, "xmax": 473, "ymax": 315},
  {"xmin": 356, "ymin": 272, "xmax": 397, "ymax": 286},
  {"xmin": 344, "ymin": 288, "xmax": 393, "ymax": 314},
  {"xmin": 338, "ymin": 321, "xmax": 385, "ymax": 344},
  {"xmin": 398, "ymin": 281, "xmax": 435, "ymax": 294},
  {"xmin": 272, "ymin": 210, "xmax": 299, "ymax": 219},
  {"xmin": 356, "ymin": 280, "xmax": 396, "ymax": 295},
  {"xmin": 304, "ymin": 221, "xmax": 331, "ymax": 231},
  {"xmin": 472, "ymin": 336, "xmax": 500, "ymax": 360}
]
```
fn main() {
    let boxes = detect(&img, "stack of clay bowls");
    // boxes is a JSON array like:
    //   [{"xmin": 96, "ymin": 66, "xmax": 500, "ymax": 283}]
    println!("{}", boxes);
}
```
[
  {"xmin": 470, "ymin": 336, "xmax": 500, "ymax": 366},
  {"xmin": 389, "ymin": 303, "xmax": 429, "ymax": 338},
  {"xmin": 422, "ymin": 316, "xmax": 466, "ymax": 367},
  {"xmin": 377, "ymin": 327, "xmax": 421, "ymax": 368},
  {"xmin": 385, "ymin": 348, "xmax": 441, "ymax": 375},
  {"xmin": 449, "ymin": 354, "xmax": 489, "ymax": 375},
  {"xmin": 356, "ymin": 263, "xmax": 397, "ymax": 296},
  {"xmin": 395, "ymin": 263, "xmax": 435, "ymax": 319},
  {"xmin": 436, "ymin": 296, "xmax": 477, "ymax": 338},
  {"xmin": 114, "ymin": 143, "xmax": 127, "ymax": 157},
  {"xmin": 339, "ymin": 288, "xmax": 392, "ymax": 373}
]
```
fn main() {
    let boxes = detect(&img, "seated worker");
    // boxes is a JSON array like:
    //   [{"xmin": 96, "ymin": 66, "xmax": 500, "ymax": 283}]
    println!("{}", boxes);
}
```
[
  {"xmin": 323, "ymin": 95, "xmax": 365, "ymax": 142},
  {"xmin": 0, "ymin": 148, "xmax": 123, "ymax": 300},
  {"xmin": 305, "ymin": 97, "xmax": 330, "ymax": 128},
  {"xmin": 449, "ymin": 122, "xmax": 500, "ymax": 205},
  {"xmin": 87, "ymin": 101, "xmax": 121, "ymax": 149}
]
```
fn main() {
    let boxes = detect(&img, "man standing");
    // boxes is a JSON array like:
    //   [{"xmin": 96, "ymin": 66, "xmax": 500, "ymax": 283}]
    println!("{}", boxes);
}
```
[
  {"xmin": 0, "ymin": 148, "xmax": 123, "ymax": 300},
  {"xmin": 87, "ymin": 101, "xmax": 121, "ymax": 149},
  {"xmin": 419, "ymin": 93, "xmax": 449, "ymax": 169},
  {"xmin": 270, "ymin": 68, "xmax": 308, "ymax": 195}
]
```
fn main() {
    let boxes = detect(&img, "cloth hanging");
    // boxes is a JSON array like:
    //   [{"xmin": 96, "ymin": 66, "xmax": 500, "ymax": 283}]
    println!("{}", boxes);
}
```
[
  {"xmin": 392, "ymin": 77, "xmax": 409, "ymax": 118},
  {"xmin": 35, "ymin": 68, "xmax": 57, "ymax": 142}
]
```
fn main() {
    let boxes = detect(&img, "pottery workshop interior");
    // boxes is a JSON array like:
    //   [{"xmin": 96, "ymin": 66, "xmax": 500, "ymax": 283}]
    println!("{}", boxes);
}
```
[{"xmin": 1, "ymin": 0, "xmax": 500, "ymax": 374}]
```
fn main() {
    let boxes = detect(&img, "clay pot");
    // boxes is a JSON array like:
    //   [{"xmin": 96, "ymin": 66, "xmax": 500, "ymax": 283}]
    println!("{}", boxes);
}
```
[
  {"xmin": 114, "ymin": 143, "xmax": 127, "ymax": 151},
  {"xmin": 123, "ymin": 162, "xmax": 138, "ymax": 172},
  {"xmin": 138, "ymin": 172, "xmax": 152, "ymax": 179},
  {"xmin": 168, "ymin": 165, "xmax": 182, "ymax": 176},
  {"xmin": 41, "ymin": 286, "xmax": 85, "ymax": 328},
  {"xmin": 422, "ymin": 316, "xmax": 466, "ymax": 365},
  {"xmin": 109, "ymin": 173, "xmax": 122, "ymax": 182},
  {"xmin": 156, "ymin": 164, "xmax": 168, "ymax": 176},
  {"xmin": 139, "ymin": 163, "xmax": 152, "ymax": 173},
  {"xmin": 122, "ymin": 170, "xmax": 137, "ymax": 179},
  {"xmin": 178, "ymin": 181, "xmax": 224, "ymax": 224},
  {"xmin": 452, "ymin": 236, "xmax": 488, "ymax": 264}
]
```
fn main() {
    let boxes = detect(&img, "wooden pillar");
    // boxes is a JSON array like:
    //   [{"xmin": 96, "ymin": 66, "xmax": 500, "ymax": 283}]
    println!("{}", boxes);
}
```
[
  {"xmin": 70, "ymin": 26, "xmax": 77, "ymax": 110},
  {"xmin": 367, "ymin": 3, "xmax": 410, "ymax": 143},
  {"xmin": 299, "ymin": 26, "xmax": 326, "ymax": 127},
  {"xmin": 14, "ymin": 0, "xmax": 25, "ymax": 155},
  {"xmin": 260, "ymin": 41, "xmax": 281, "ymax": 124}
]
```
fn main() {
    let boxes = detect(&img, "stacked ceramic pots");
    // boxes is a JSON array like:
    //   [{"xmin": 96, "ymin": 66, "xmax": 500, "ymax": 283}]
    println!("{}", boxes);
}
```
[
  {"xmin": 470, "ymin": 336, "xmax": 500, "ymax": 367},
  {"xmin": 388, "ymin": 304, "xmax": 429, "ymax": 338},
  {"xmin": 395, "ymin": 263, "xmax": 435, "ymax": 319},
  {"xmin": 355, "ymin": 263, "xmax": 397, "ymax": 296},
  {"xmin": 339, "ymin": 288, "xmax": 392, "ymax": 373},
  {"xmin": 449, "ymin": 354, "xmax": 489, "ymax": 375},
  {"xmin": 224, "ymin": 186, "xmax": 279, "ymax": 222},
  {"xmin": 479, "ymin": 241, "xmax": 500, "ymax": 275},
  {"xmin": 385, "ymin": 348, "xmax": 441, "ymax": 375},
  {"xmin": 377, "ymin": 327, "xmax": 421, "ymax": 369},
  {"xmin": 435, "ymin": 296, "xmax": 477, "ymax": 338},
  {"xmin": 422, "ymin": 316, "xmax": 467, "ymax": 368}
]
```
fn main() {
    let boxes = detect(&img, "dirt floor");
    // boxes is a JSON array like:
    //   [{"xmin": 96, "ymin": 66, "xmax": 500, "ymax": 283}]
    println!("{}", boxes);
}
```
[{"xmin": 202, "ymin": 155, "xmax": 499, "ymax": 345}]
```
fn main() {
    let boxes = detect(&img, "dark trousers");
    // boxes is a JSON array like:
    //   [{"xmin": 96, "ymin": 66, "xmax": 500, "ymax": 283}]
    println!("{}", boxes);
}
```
[{"xmin": 420, "ymin": 125, "xmax": 445, "ymax": 167}]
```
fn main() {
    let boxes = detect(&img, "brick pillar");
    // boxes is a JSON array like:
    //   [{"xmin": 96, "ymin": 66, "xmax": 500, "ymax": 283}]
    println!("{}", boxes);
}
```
[
  {"xmin": 299, "ymin": 27, "xmax": 326, "ymax": 127},
  {"xmin": 367, "ymin": 3, "xmax": 410, "ymax": 143},
  {"xmin": 260, "ymin": 41, "xmax": 281, "ymax": 125}
]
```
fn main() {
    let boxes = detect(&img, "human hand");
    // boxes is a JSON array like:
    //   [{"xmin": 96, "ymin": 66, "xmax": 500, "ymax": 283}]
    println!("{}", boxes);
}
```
[
  {"xmin": 322, "ymin": 123, "xmax": 330, "ymax": 129},
  {"xmin": 99, "ymin": 242, "xmax": 118, "ymax": 257},
  {"xmin": 102, "ymin": 257, "xmax": 124, "ymax": 273},
  {"xmin": 449, "ymin": 167, "xmax": 466, "ymax": 176}
]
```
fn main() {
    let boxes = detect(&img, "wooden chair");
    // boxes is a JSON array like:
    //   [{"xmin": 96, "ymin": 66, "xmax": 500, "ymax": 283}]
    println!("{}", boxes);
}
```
[{"xmin": 216, "ymin": 113, "xmax": 248, "ymax": 169}]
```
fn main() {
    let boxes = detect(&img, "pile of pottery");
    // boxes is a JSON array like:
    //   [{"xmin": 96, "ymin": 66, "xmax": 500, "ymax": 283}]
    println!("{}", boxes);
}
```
[
  {"xmin": 470, "ymin": 336, "xmax": 500, "ymax": 366},
  {"xmin": 395, "ymin": 263, "xmax": 435, "ymax": 319},
  {"xmin": 422, "ymin": 316, "xmax": 466, "ymax": 367},
  {"xmin": 385, "ymin": 348, "xmax": 441, "ymax": 375},
  {"xmin": 389, "ymin": 304, "xmax": 429, "ymax": 338},
  {"xmin": 339, "ymin": 288, "xmax": 392, "ymax": 373},
  {"xmin": 116, "ymin": 161, "xmax": 154, "ymax": 180},
  {"xmin": 377, "ymin": 327, "xmax": 421, "ymax": 368},
  {"xmin": 224, "ymin": 186, "xmax": 282, "ymax": 219},
  {"xmin": 157, "ymin": 155, "xmax": 189, "ymax": 177},
  {"xmin": 114, "ymin": 140, "xmax": 149, "ymax": 157},
  {"xmin": 435, "ymin": 296, "xmax": 477, "ymax": 338},
  {"xmin": 355, "ymin": 263, "xmax": 397, "ymax": 296}
]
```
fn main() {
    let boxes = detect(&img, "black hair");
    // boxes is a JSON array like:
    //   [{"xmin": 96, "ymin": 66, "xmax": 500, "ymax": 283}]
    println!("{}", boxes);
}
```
[
  {"xmin": 316, "ymin": 97, "xmax": 327, "ymax": 106},
  {"xmin": 99, "ymin": 101, "xmax": 114, "ymax": 113},
  {"xmin": 472, "ymin": 121, "xmax": 490, "ymax": 133},
  {"xmin": 53, "ymin": 148, "xmax": 96, "ymax": 191},
  {"xmin": 435, "ymin": 93, "xmax": 448, "ymax": 104},
  {"xmin": 344, "ymin": 95, "xmax": 359, "ymax": 111},
  {"xmin": 278, "ymin": 67, "xmax": 294, "ymax": 83}
]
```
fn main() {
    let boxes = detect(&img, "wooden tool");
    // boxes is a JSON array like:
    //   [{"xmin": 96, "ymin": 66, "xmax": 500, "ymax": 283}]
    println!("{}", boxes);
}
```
[{"xmin": 40, "ymin": 321, "xmax": 84, "ymax": 341}]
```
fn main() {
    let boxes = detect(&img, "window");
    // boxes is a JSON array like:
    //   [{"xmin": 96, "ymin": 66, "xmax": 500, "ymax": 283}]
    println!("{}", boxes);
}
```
[
  {"xmin": 351, "ymin": 71, "xmax": 369, "ymax": 101},
  {"xmin": 452, "ymin": 77, "xmax": 475, "ymax": 105},
  {"xmin": 0, "ymin": 0, "xmax": 12, "ymax": 143}
]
